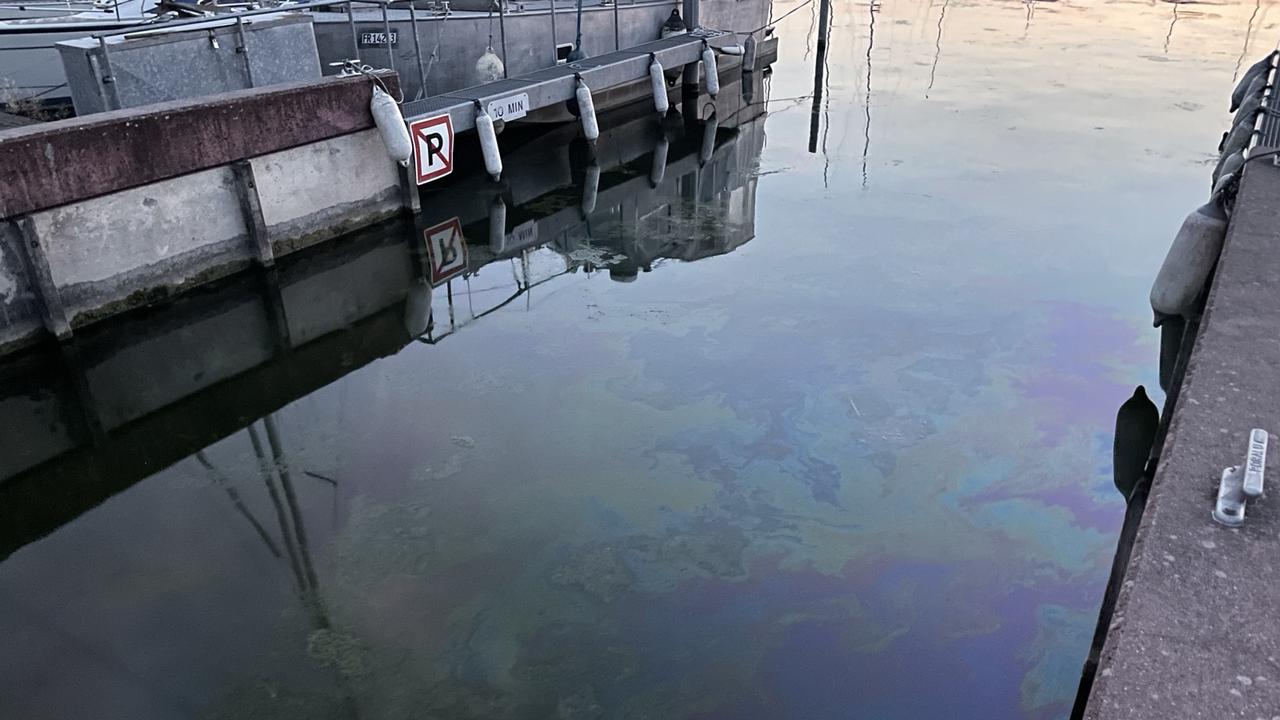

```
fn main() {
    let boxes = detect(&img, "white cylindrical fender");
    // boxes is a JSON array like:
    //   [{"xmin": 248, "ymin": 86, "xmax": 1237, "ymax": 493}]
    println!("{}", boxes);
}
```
[
  {"xmin": 403, "ymin": 279, "xmax": 433, "ymax": 337},
  {"xmin": 719, "ymin": 44, "xmax": 744, "ymax": 55},
  {"xmin": 1212, "ymin": 171, "xmax": 1237, "ymax": 198},
  {"xmin": 475, "ymin": 107, "xmax": 503, "ymax": 181},
  {"xmin": 1232, "ymin": 55, "xmax": 1272, "ymax": 111},
  {"xmin": 370, "ymin": 85, "xmax": 412, "ymax": 167},
  {"xmin": 576, "ymin": 78, "xmax": 599, "ymax": 142},
  {"xmin": 1149, "ymin": 200, "xmax": 1229, "ymax": 318},
  {"xmin": 650, "ymin": 58, "xmax": 669, "ymax": 115},
  {"xmin": 475, "ymin": 48, "xmax": 505, "ymax": 84},
  {"xmin": 699, "ymin": 111, "xmax": 718, "ymax": 166},
  {"xmin": 582, "ymin": 163, "xmax": 600, "ymax": 216},
  {"xmin": 1232, "ymin": 76, "xmax": 1266, "ymax": 129},
  {"xmin": 489, "ymin": 195, "xmax": 507, "ymax": 254},
  {"xmin": 650, "ymin": 136, "xmax": 669, "ymax": 188},
  {"xmin": 1213, "ymin": 149, "xmax": 1244, "ymax": 187},
  {"xmin": 701, "ymin": 44, "xmax": 719, "ymax": 97},
  {"xmin": 743, "ymin": 34, "xmax": 758, "ymax": 71},
  {"xmin": 1220, "ymin": 117, "xmax": 1254, "ymax": 159}
]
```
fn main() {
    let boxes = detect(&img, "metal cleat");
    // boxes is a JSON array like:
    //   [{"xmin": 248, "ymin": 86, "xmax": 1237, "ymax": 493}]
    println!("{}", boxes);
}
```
[{"xmin": 1213, "ymin": 428, "xmax": 1269, "ymax": 527}]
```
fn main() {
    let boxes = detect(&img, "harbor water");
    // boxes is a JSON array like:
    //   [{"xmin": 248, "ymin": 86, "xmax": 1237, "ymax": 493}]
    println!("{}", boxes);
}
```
[{"xmin": 1, "ymin": 1, "xmax": 1273, "ymax": 718}]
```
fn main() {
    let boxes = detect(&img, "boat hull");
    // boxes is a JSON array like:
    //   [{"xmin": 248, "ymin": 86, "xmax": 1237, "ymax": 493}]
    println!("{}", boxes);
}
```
[{"xmin": 311, "ymin": 0, "xmax": 770, "ymax": 102}]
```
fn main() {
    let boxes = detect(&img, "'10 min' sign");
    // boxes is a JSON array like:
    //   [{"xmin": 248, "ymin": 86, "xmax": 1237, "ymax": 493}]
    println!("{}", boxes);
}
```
[{"xmin": 487, "ymin": 93, "xmax": 530, "ymax": 122}]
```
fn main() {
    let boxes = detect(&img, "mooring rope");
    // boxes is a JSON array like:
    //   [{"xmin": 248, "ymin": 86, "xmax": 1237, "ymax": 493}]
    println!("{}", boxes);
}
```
[{"xmin": 337, "ymin": 59, "xmax": 405, "ymax": 103}]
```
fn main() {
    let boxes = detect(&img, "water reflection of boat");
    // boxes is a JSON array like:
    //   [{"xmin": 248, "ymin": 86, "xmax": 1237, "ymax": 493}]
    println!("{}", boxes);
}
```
[{"xmin": 0, "ymin": 74, "xmax": 768, "ymax": 561}]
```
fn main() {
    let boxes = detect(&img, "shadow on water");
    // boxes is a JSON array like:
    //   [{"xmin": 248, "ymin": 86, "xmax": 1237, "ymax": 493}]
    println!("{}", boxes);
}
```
[{"xmin": 0, "ymin": 77, "xmax": 771, "ymax": 567}]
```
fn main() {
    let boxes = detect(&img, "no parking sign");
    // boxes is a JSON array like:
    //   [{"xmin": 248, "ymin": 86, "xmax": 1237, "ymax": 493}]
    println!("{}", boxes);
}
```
[{"xmin": 410, "ymin": 113, "xmax": 454, "ymax": 185}]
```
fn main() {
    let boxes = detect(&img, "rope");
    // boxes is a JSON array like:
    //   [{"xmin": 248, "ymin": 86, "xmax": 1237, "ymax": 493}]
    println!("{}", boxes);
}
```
[
  {"xmin": 721, "ymin": 93, "xmax": 815, "ymax": 123},
  {"xmin": 422, "ymin": 8, "xmax": 450, "ymax": 85},
  {"xmin": 337, "ymin": 60, "xmax": 404, "ymax": 103},
  {"xmin": 573, "ymin": 0, "xmax": 585, "ymax": 57},
  {"xmin": 703, "ymin": 0, "xmax": 816, "ymax": 38}
]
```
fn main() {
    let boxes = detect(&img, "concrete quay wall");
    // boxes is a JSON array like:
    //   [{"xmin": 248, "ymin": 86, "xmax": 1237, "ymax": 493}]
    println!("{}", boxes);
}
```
[{"xmin": 0, "ymin": 72, "xmax": 408, "ymax": 353}]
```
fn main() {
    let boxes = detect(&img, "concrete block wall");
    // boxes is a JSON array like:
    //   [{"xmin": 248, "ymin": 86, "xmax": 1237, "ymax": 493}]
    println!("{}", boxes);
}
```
[
  {"xmin": 0, "ymin": 72, "xmax": 408, "ymax": 354},
  {"xmin": 252, "ymin": 129, "xmax": 405, "ymax": 256},
  {"xmin": 28, "ymin": 166, "xmax": 253, "ymax": 327}
]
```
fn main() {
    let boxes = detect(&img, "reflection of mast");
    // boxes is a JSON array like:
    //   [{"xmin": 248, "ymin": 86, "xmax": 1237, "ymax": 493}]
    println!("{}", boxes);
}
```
[
  {"xmin": 1023, "ymin": 0, "xmax": 1034, "ymax": 35},
  {"xmin": 262, "ymin": 415, "xmax": 320, "ymax": 593},
  {"xmin": 1234, "ymin": 0, "xmax": 1262, "ymax": 80},
  {"xmin": 195, "ymin": 451, "xmax": 283, "ymax": 559},
  {"xmin": 927, "ymin": 0, "xmax": 949, "ymax": 98},
  {"xmin": 249, "ymin": 416, "xmax": 361, "ymax": 718},
  {"xmin": 1164, "ymin": 2, "xmax": 1179, "ymax": 55},
  {"xmin": 804, "ymin": 0, "xmax": 816, "ymax": 63},
  {"xmin": 248, "ymin": 422, "xmax": 308, "ymax": 594},
  {"xmin": 863, "ymin": 1, "xmax": 877, "ymax": 188},
  {"xmin": 808, "ymin": 0, "xmax": 831, "ymax": 155}
]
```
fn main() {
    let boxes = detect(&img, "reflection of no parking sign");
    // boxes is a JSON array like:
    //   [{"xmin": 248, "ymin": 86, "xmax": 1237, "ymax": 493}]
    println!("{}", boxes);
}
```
[
  {"xmin": 410, "ymin": 113, "xmax": 453, "ymax": 184},
  {"xmin": 423, "ymin": 217, "xmax": 468, "ymax": 285}
]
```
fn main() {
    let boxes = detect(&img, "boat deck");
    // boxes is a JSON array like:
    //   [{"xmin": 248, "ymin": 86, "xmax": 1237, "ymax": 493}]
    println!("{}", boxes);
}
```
[{"xmin": 1081, "ymin": 99, "xmax": 1280, "ymax": 720}]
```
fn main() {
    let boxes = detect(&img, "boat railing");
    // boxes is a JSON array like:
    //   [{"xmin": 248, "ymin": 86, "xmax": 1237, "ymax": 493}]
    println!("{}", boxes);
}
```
[
  {"xmin": 3, "ymin": 0, "xmax": 679, "ymax": 110},
  {"xmin": 79, "ymin": 0, "xmax": 440, "ymax": 109}
]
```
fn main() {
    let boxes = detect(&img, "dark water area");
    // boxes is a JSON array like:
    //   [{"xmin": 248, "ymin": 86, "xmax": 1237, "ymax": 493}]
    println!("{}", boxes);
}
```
[{"xmin": 1, "ymin": 1, "xmax": 1274, "ymax": 717}]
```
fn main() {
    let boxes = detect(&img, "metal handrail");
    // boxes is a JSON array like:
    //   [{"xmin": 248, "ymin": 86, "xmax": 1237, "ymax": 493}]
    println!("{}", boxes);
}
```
[{"xmin": 88, "ymin": 0, "xmax": 402, "ymax": 41}]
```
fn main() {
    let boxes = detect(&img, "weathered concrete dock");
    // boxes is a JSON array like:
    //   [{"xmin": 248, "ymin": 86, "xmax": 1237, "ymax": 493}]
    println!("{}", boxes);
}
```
[
  {"xmin": 1081, "ymin": 130, "xmax": 1280, "ymax": 716},
  {"xmin": 0, "ymin": 27, "xmax": 772, "ymax": 356},
  {"xmin": 0, "ymin": 72, "xmax": 411, "ymax": 351}
]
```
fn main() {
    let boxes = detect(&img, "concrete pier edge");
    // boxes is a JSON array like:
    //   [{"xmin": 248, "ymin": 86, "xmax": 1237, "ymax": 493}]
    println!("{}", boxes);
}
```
[{"xmin": 1083, "ymin": 159, "xmax": 1280, "ymax": 718}]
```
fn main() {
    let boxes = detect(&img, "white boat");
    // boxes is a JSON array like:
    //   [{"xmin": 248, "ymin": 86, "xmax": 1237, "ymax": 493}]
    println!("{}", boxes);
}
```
[
  {"xmin": 0, "ymin": 0, "xmax": 160, "ymax": 105},
  {"xmin": 0, "ymin": 1, "xmax": 98, "ymax": 20}
]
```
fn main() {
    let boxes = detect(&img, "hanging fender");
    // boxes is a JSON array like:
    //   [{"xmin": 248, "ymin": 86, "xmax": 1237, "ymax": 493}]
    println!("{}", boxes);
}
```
[
  {"xmin": 1149, "ymin": 199, "xmax": 1229, "ymax": 319},
  {"xmin": 370, "ymin": 85, "xmax": 412, "ymax": 167},
  {"xmin": 1232, "ymin": 75, "xmax": 1266, "ymax": 130},
  {"xmin": 475, "ymin": 102, "xmax": 503, "ymax": 181},
  {"xmin": 1231, "ymin": 55, "xmax": 1272, "ymax": 111},
  {"xmin": 1212, "ymin": 149, "xmax": 1244, "ymax": 189},
  {"xmin": 576, "ymin": 75, "xmax": 600, "ymax": 142},
  {"xmin": 1220, "ymin": 117, "xmax": 1254, "ymax": 159},
  {"xmin": 475, "ymin": 47, "xmax": 505, "ymax": 84},
  {"xmin": 649, "ymin": 54, "xmax": 669, "ymax": 115},
  {"xmin": 702, "ymin": 41, "xmax": 720, "ymax": 97}
]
